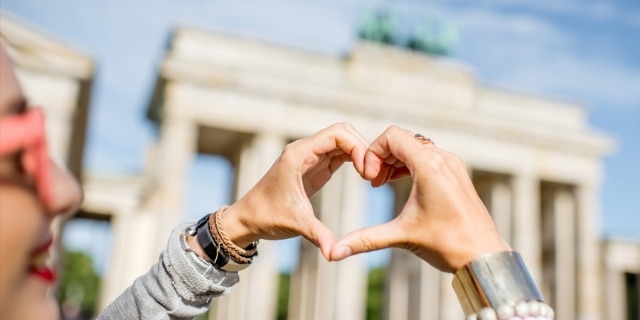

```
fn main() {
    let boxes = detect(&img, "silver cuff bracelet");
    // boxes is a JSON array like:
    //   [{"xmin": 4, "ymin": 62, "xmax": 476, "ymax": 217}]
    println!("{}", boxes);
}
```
[{"xmin": 452, "ymin": 251, "xmax": 545, "ymax": 316}]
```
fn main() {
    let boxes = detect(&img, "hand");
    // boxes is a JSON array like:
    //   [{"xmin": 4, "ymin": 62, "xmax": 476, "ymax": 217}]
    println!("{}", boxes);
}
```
[
  {"xmin": 219, "ymin": 123, "xmax": 369, "ymax": 260},
  {"xmin": 330, "ymin": 126, "xmax": 510, "ymax": 272}
]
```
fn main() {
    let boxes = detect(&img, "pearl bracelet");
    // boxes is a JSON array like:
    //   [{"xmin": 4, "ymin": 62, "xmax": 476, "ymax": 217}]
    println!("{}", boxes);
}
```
[{"xmin": 465, "ymin": 299, "xmax": 555, "ymax": 320}]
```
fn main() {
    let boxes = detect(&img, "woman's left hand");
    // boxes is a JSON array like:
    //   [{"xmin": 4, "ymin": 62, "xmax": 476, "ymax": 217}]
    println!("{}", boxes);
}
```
[
  {"xmin": 218, "ymin": 123, "xmax": 369, "ymax": 260},
  {"xmin": 329, "ymin": 125, "xmax": 509, "ymax": 272}
]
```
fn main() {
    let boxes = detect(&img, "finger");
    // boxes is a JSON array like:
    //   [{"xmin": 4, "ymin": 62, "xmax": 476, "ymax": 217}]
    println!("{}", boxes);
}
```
[
  {"xmin": 365, "ymin": 151, "xmax": 386, "ymax": 185},
  {"xmin": 303, "ymin": 123, "xmax": 368, "ymax": 174},
  {"xmin": 366, "ymin": 126, "xmax": 426, "ymax": 177},
  {"xmin": 366, "ymin": 156, "xmax": 410, "ymax": 187},
  {"xmin": 388, "ymin": 166, "xmax": 411, "ymax": 181},
  {"xmin": 330, "ymin": 123, "xmax": 369, "ymax": 175},
  {"xmin": 328, "ymin": 153, "xmax": 352, "ymax": 174},
  {"xmin": 363, "ymin": 127, "xmax": 409, "ymax": 180},
  {"xmin": 371, "ymin": 166, "xmax": 393, "ymax": 187},
  {"xmin": 381, "ymin": 161, "xmax": 410, "ymax": 184},
  {"xmin": 299, "ymin": 215, "xmax": 336, "ymax": 260},
  {"xmin": 330, "ymin": 221, "xmax": 404, "ymax": 261},
  {"xmin": 341, "ymin": 121, "xmax": 370, "ymax": 150}
]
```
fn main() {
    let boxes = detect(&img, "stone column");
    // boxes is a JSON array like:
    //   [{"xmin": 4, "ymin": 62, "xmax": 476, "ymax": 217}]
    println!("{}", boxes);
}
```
[
  {"xmin": 386, "ymin": 180, "xmax": 412, "ymax": 320},
  {"xmin": 474, "ymin": 173, "xmax": 513, "ymax": 244},
  {"xmin": 99, "ymin": 208, "xmax": 157, "ymax": 310},
  {"xmin": 288, "ymin": 236, "xmax": 321, "ymax": 320},
  {"xmin": 153, "ymin": 117, "xmax": 198, "ymax": 254},
  {"xmin": 289, "ymin": 166, "xmax": 368, "ymax": 320},
  {"xmin": 492, "ymin": 181, "xmax": 512, "ymax": 243},
  {"xmin": 333, "ymin": 168, "xmax": 368, "ymax": 320},
  {"xmin": 387, "ymin": 252, "xmax": 443, "ymax": 320},
  {"xmin": 439, "ymin": 273, "xmax": 464, "ymax": 319},
  {"xmin": 385, "ymin": 180, "xmax": 443, "ymax": 320},
  {"xmin": 418, "ymin": 264, "xmax": 441, "ymax": 320},
  {"xmin": 385, "ymin": 250, "xmax": 412, "ymax": 320},
  {"xmin": 575, "ymin": 184, "xmax": 603, "ymax": 320},
  {"xmin": 512, "ymin": 173, "xmax": 542, "ymax": 284},
  {"xmin": 604, "ymin": 271, "xmax": 626, "ymax": 320},
  {"xmin": 404, "ymin": 254, "xmax": 433, "ymax": 320},
  {"xmin": 211, "ymin": 132, "xmax": 285, "ymax": 320},
  {"xmin": 551, "ymin": 188, "xmax": 576, "ymax": 320}
]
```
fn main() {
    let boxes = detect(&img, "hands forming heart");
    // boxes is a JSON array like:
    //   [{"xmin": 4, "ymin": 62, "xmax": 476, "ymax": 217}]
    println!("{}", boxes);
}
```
[{"xmin": 221, "ymin": 123, "xmax": 510, "ymax": 273}]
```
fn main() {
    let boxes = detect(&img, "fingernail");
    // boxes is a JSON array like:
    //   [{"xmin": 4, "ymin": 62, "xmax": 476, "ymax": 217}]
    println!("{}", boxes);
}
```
[{"xmin": 333, "ymin": 246, "xmax": 352, "ymax": 261}]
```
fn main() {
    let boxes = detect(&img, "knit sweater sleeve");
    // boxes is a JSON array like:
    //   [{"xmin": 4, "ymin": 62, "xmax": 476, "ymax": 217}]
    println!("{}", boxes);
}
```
[{"xmin": 96, "ymin": 223, "xmax": 240, "ymax": 320}]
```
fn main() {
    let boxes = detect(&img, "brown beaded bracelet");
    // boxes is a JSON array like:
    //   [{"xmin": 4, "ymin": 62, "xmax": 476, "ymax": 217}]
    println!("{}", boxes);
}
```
[{"xmin": 208, "ymin": 206, "xmax": 259, "ymax": 265}]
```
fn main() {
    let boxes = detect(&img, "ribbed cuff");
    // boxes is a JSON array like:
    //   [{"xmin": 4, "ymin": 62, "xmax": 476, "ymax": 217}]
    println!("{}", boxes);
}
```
[{"xmin": 164, "ymin": 223, "xmax": 240, "ymax": 304}]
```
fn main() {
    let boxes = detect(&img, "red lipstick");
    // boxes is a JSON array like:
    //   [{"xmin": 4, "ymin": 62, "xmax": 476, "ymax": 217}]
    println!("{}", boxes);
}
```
[{"xmin": 28, "ymin": 236, "xmax": 56, "ymax": 283}]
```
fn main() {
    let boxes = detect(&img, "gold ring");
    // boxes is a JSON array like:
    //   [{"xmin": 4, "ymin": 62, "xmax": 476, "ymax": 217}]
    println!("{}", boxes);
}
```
[{"xmin": 414, "ymin": 133, "xmax": 433, "ymax": 145}]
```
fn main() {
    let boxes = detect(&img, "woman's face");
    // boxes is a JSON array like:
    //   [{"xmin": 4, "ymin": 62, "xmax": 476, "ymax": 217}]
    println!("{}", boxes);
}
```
[{"xmin": 0, "ymin": 44, "xmax": 83, "ymax": 320}]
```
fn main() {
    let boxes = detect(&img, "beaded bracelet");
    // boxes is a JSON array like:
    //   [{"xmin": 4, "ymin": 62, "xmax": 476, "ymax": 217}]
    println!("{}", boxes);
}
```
[
  {"xmin": 208, "ymin": 206, "xmax": 259, "ymax": 264},
  {"xmin": 464, "ymin": 299, "xmax": 555, "ymax": 320}
]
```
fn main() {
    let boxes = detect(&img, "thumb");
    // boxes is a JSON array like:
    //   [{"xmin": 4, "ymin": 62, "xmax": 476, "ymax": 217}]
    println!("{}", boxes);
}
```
[
  {"xmin": 330, "ymin": 221, "xmax": 403, "ymax": 261},
  {"xmin": 300, "ymin": 216, "xmax": 336, "ymax": 261}
]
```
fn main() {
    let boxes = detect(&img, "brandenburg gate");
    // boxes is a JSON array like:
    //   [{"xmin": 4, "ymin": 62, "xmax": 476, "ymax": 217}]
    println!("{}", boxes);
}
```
[
  {"xmin": 134, "ymin": 28, "xmax": 613, "ymax": 320},
  {"xmin": 3, "ymin": 15, "xmax": 624, "ymax": 319}
]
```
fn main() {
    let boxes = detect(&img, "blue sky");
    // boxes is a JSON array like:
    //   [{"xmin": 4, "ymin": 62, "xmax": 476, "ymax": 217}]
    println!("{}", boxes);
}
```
[{"xmin": 2, "ymin": 0, "xmax": 639, "ymax": 270}]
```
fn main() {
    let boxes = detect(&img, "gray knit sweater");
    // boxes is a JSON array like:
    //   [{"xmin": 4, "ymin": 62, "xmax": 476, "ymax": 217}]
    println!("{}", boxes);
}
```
[{"xmin": 97, "ymin": 223, "xmax": 240, "ymax": 320}]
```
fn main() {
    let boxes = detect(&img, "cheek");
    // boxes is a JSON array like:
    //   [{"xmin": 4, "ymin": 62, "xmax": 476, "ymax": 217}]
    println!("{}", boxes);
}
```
[{"xmin": 0, "ymin": 184, "xmax": 53, "ymax": 319}]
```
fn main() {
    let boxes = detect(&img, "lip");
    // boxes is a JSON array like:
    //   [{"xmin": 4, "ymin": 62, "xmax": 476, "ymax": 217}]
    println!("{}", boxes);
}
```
[
  {"xmin": 28, "ymin": 235, "xmax": 56, "ymax": 283},
  {"xmin": 32, "ymin": 235, "xmax": 54, "ymax": 255},
  {"xmin": 31, "ymin": 267, "xmax": 56, "ymax": 282}
]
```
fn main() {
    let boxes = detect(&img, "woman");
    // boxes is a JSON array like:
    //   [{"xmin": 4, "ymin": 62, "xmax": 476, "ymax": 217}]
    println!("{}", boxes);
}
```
[
  {"xmin": 0, "ymin": 43, "xmax": 84, "ymax": 320},
  {"xmin": 0, "ymin": 40, "xmax": 552, "ymax": 320}
]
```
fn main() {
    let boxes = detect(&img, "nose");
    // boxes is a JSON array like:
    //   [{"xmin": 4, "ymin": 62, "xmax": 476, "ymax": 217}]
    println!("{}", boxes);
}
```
[{"xmin": 47, "ymin": 159, "xmax": 82, "ymax": 216}]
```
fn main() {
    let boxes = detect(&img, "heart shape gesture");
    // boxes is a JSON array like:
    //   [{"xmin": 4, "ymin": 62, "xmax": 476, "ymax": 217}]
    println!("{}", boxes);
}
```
[{"xmin": 221, "ymin": 124, "xmax": 508, "ymax": 273}]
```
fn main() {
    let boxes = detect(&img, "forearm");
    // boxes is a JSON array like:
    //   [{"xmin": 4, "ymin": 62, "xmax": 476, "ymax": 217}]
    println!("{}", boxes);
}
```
[{"xmin": 97, "ymin": 223, "xmax": 239, "ymax": 320}]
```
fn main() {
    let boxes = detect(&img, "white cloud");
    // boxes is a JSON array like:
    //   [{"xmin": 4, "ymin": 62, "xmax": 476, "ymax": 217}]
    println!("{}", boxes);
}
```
[
  {"xmin": 504, "ymin": 54, "xmax": 640, "ymax": 110},
  {"xmin": 460, "ymin": 0, "xmax": 617, "ymax": 21},
  {"xmin": 341, "ymin": 1, "xmax": 639, "ymax": 110},
  {"xmin": 420, "ymin": 4, "xmax": 640, "ymax": 110},
  {"xmin": 415, "ymin": 0, "xmax": 637, "ymax": 26},
  {"xmin": 455, "ymin": 8, "xmax": 566, "ymax": 43}
]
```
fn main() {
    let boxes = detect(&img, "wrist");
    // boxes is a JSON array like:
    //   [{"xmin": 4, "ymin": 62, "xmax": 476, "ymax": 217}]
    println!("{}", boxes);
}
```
[
  {"xmin": 455, "ymin": 236, "xmax": 512, "ymax": 271},
  {"xmin": 185, "ymin": 210, "xmax": 259, "ymax": 272},
  {"xmin": 222, "ymin": 201, "xmax": 261, "ymax": 248}
]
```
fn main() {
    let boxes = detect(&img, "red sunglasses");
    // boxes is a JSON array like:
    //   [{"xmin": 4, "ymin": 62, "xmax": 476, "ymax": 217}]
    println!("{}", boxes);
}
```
[{"xmin": 0, "ymin": 108, "xmax": 52, "ymax": 209}]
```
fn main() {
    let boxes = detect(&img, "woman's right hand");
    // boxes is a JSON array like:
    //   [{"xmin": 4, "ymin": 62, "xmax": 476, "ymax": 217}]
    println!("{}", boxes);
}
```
[
  {"xmin": 216, "ymin": 123, "xmax": 369, "ymax": 260},
  {"xmin": 330, "ymin": 126, "xmax": 510, "ymax": 272}
]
